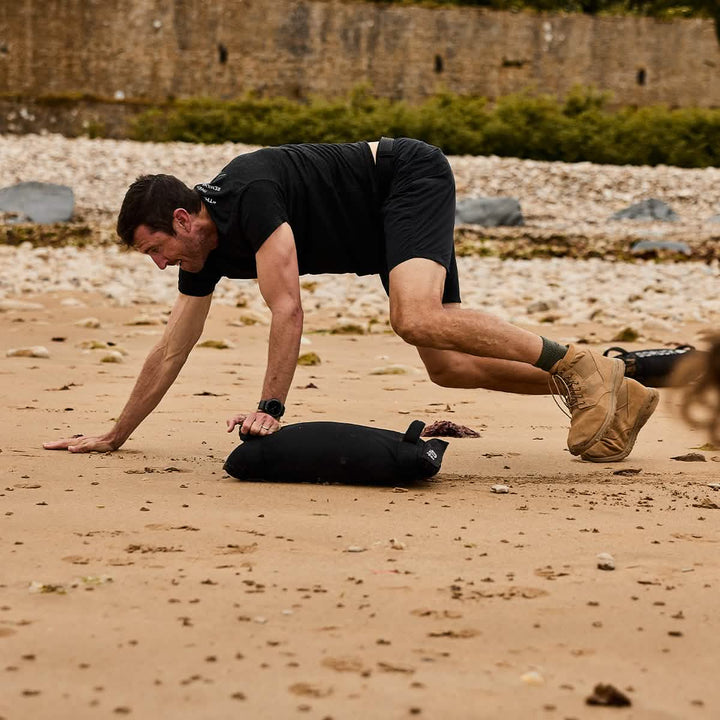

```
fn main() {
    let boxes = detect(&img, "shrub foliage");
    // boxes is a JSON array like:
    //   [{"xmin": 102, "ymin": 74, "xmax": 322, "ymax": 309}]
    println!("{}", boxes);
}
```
[{"xmin": 130, "ymin": 87, "xmax": 720, "ymax": 167}]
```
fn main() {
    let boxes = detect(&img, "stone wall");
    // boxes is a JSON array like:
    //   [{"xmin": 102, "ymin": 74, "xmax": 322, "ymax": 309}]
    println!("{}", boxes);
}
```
[{"xmin": 0, "ymin": 0, "xmax": 718, "ymax": 110}]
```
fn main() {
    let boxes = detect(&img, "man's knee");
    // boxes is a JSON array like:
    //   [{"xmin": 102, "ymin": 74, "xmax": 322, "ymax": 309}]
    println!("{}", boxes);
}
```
[
  {"xmin": 390, "ymin": 307, "xmax": 435, "ymax": 347},
  {"xmin": 425, "ymin": 364, "xmax": 458, "ymax": 388},
  {"xmin": 421, "ymin": 354, "xmax": 465, "ymax": 388}
]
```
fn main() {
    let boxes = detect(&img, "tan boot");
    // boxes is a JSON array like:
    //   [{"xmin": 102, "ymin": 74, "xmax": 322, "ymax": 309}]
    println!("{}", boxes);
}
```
[
  {"xmin": 550, "ymin": 345, "xmax": 624, "ymax": 456},
  {"xmin": 581, "ymin": 377, "xmax": 659, "ymax": 462}
]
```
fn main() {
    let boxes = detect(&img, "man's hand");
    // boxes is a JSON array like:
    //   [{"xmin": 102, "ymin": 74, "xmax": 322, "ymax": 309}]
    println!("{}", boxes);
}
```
[
  {"xmin": 226, "ymin": 412, "xmax": 280, "ymax": 437},
  {"xmin": 43, "ymin": 434, "xmax": 118, "ymax": 453}
]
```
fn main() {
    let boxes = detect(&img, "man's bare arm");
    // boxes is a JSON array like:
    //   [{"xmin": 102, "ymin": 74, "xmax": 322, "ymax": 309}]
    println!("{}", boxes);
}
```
[
  {"xmin": 227, "ymin": 222, "xmax": 304, "ymax": 436},
  {"xmin": 44, "ymin": 292, "xmax": 213, "ymax": 452}
]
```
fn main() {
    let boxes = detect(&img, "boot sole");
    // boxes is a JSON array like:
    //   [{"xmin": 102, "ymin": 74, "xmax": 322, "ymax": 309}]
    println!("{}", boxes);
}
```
[
  {"xmin": 581, "ymin": 389, "xmax": 660, "ymax": 463},
  {"xmin": 568, "ymin": 360, "xmax": 624, "ymax": 456}
]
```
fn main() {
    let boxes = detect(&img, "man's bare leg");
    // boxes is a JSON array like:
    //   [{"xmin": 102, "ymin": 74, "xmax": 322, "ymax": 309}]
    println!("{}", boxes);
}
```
[
  {"xmin": 414, "ymin": 301, "xmax": 550, "ymax": 393},
  {"xmin": 389, "ymin": 258, "xmax": 636, "ymax": 457},
  {"xmin": 388, "ymin": 259, "xmax": 545, "ymax": 363},
  {"xmin": 417, "ymin": 346, "xmax": 550, "ymax": 394}
]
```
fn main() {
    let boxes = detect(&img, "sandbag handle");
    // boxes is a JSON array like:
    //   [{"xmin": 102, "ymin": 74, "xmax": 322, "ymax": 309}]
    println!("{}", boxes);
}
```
[{"xmin": 402, "ymin": 420, "xmax": 425, "ymax": 445}]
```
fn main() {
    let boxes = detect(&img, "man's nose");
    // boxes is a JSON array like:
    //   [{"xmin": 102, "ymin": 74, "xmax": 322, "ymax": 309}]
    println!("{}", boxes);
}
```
[{"xmin": 151, "ymin": 254, "xmax": 168, "ymax": 270}]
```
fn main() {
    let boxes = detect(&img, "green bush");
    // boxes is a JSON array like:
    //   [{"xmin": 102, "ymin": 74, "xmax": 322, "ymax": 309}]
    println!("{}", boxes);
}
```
[{"xmin": 129, "ymin": 87, "xmax": 720, "ymax": 167}]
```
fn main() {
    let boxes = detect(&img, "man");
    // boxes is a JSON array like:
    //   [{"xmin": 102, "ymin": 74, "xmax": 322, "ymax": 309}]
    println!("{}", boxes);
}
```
[{"xmin": 44, "ymin": 138, "xmax": 659, "ymax": 462}]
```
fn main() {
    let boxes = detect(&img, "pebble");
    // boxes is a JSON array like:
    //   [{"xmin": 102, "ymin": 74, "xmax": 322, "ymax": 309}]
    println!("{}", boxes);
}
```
[
  {"xmin": 369, "ymin": 364, "xmax": 420, "ymax": 375},
  {"xmin": 708, "ymin": 483, "xmax": 720, "ymax": 491},
  {"xmin": 586, "ymin": 683, "xmax": 631, "ymax": 707},
  {"xmin": 596, "ymin": 552, "xmax": 616, "ymax": 571},
  {"xmin": 124, "ymin": 314, "xmax": 161, "ymax": 326},
  {"xmin": 0, "ymin": 299, "xmax": 44, "ymax": 311},
  {"xmin": 197, "ymin": 339, "xmax": 234, "ymax": 349},
  {"xmin": 671, "ymin": 452, "xmax": 707, "ymax": 462},
  {"xmin": 6, "ymin": 345, "xmax": 49, "ymax": 358},
  {"xmin": 74, "ymin": 317, "xmax": 101, "ymax": 328},
  {"xmin": 345, "ymin": 545, "xmax": 367, "ymax": 553},
  {"xmin": 520, "ymin": 670, "xmax": 544, "ymax": 686},
  {"xmin": 491, "ymin": 484, "xmax": 510, "ymax": 494}
]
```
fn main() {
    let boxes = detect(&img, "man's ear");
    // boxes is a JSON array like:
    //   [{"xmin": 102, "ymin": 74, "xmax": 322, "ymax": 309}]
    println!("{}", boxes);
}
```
[{"xmin": 173, "ymin": 207, "xmax": 192, "ymax": 232}]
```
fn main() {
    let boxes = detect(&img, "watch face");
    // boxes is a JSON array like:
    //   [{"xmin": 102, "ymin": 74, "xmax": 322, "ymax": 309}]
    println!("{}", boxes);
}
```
[{"xmin": 261, "ymin": 399, "xmax": 284, "ymax": 418}]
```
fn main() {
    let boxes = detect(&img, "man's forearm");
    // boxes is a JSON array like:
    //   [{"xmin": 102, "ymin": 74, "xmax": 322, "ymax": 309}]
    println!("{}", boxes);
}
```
[
  {"xmin": 260, "ymin": 305, "xmax": 304, "ymax": 403},
  {"xmin": 106, "ymin": 293, "xmax": 212, "ymax": 448},
  {"xmin": 107, "ymin": 341, "xmax": 190, "ymax": 447}
]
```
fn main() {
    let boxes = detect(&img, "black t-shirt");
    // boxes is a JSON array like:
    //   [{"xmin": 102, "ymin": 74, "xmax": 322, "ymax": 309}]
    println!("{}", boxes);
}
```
[{"xmin": 178, "ymin": 142, "xmax": 383, "ymax": 297}]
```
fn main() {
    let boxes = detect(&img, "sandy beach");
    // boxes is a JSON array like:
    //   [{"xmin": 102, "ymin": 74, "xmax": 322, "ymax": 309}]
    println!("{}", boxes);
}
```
[{"xmin": 1, "ymin": 135, "xmax": 720, "ymax": 719}]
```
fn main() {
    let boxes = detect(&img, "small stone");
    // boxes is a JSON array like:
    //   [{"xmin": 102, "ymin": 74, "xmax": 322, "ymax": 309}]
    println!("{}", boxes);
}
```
[
  {"xmin": 345, "ymin": 545, "xmax": 367, "ymax": 553},
  {"xmin": 79, "ymin": 340, "xmax": 110, "ymax": 350},
  {"xmin": 330, "ymin": 323, "xmax": 365, "ymax": 335},
  {"xmin": 491, "ymin": 484, "xmax": 510, "ymax": 494},
  {"xmin": 80, "ymin": 575, "xmax": 113, "ymax": 586},
  {"xmin": 230, "ymin": 311, "xmax": 268, "ymax": 326},
  {"xmin": 74, "ymin": 317, "xmax": 101, "ymax": 328},
  {"xmin": 0, "ymin": 299, "xmax": 44, "ymax": 311},
  {"xmin": 586, "ymin": 683, "xmax": 631, "ymax": 707},
  {"xmin": 100, "ymin": 351, "xmax": 124, "ymax": 363},
  {"xmin": 526, "ymin": 300, "xmax": 557, "ymax": 314},
  {"xmin": 197, "ymin": 339, "xmax": 234, "ymax": 349},
  {"xmin": 28, "ymin": 581, "xmax": 66, "ymax": 594},
  {"xmin": 520, "ymin": 670, "xmax": 544, "ymax": 686},
  {"xmin": 610, "ymin": 198, "xmax": 678, "ymax": 222},
  {"xmin": 124, "ymin": 315, "xmax": 160, "ymax": 326},
  {"xmin": 297, "ymin": 352, "xmax": 321, "ymax": 366},
  {"xmin": 707, "ymin": 483, "xmax": 720, "ymax": 491},
  {"xmin": 692, "ymin": 498, "xmax": 719, "ymax": 510},
  {"xmin": 389, "ymin": 538, "xmax": 406, "ymax": 550},
  {"xmin": 455, "ymin": 196, "xmax": 524, "ymax": 227},
  {"xmin": 671, "ymin": 452, "xmax": 706, "ymax": 462},
  {"xmin": 369, "ymin": 364, "xmax": 418, "ymax": 375},
  {"xmin": 612, "ymin": 327, "xmax": 639, "ymax": 342},
  {"xmin": 596, "ymin": 552, "xmax": 616, "ymax": 571},
  {"xmin": 6, "ymin": 345, "xmax": 49, "ymax": 358}
]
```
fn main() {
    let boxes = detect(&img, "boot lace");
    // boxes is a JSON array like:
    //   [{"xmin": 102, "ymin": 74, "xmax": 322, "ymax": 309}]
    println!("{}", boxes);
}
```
[{"xmin": 549, "ymin": 373, "xmax": 581, "ymax": 419}]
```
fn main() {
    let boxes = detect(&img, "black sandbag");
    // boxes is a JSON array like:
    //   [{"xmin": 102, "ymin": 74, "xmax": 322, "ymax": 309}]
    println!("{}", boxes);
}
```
[{"xmin": 224, "ymin": 420, "xmax": 448, "ymax": 485}]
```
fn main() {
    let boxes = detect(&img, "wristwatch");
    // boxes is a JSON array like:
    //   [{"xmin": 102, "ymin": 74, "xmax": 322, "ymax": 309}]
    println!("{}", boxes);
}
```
[{"xmin": 257, "ymin": 398, "xmax": 285, "ymax": 419}]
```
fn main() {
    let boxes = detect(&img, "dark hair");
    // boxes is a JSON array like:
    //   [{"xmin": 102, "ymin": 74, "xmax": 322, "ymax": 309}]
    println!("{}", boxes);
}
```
[{"xmin": 116, "ymin": 174, "xmax": 202, "ymax": 246}]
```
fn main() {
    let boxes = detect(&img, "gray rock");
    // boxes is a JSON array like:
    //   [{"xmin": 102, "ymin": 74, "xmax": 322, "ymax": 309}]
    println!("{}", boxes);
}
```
[
  {"xmin": 0, "ymin": 181, "xmax": 74, "ymax": 224},
  {"xmin": 455, "ymin": 197, "xmax": 524, "ymax": 227},
  {"xmin": 610, "ymin": 198, "xmax": 678, "ymax": 222},
  {"xmin": 631, "ymin": 240, "xmax": 691, "ymax": 256}
]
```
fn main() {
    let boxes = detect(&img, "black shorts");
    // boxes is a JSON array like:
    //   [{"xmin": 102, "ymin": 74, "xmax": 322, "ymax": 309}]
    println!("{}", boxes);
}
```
[{"xmin": 376, "ymin": 137, "xmax": 461, "ymax": 304}]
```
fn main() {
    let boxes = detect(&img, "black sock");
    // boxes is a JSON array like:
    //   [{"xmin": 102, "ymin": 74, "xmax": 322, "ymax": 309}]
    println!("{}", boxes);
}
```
[{"xmin": 534, "ymin": 337, "xmax": 568, "ymax": 371}]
